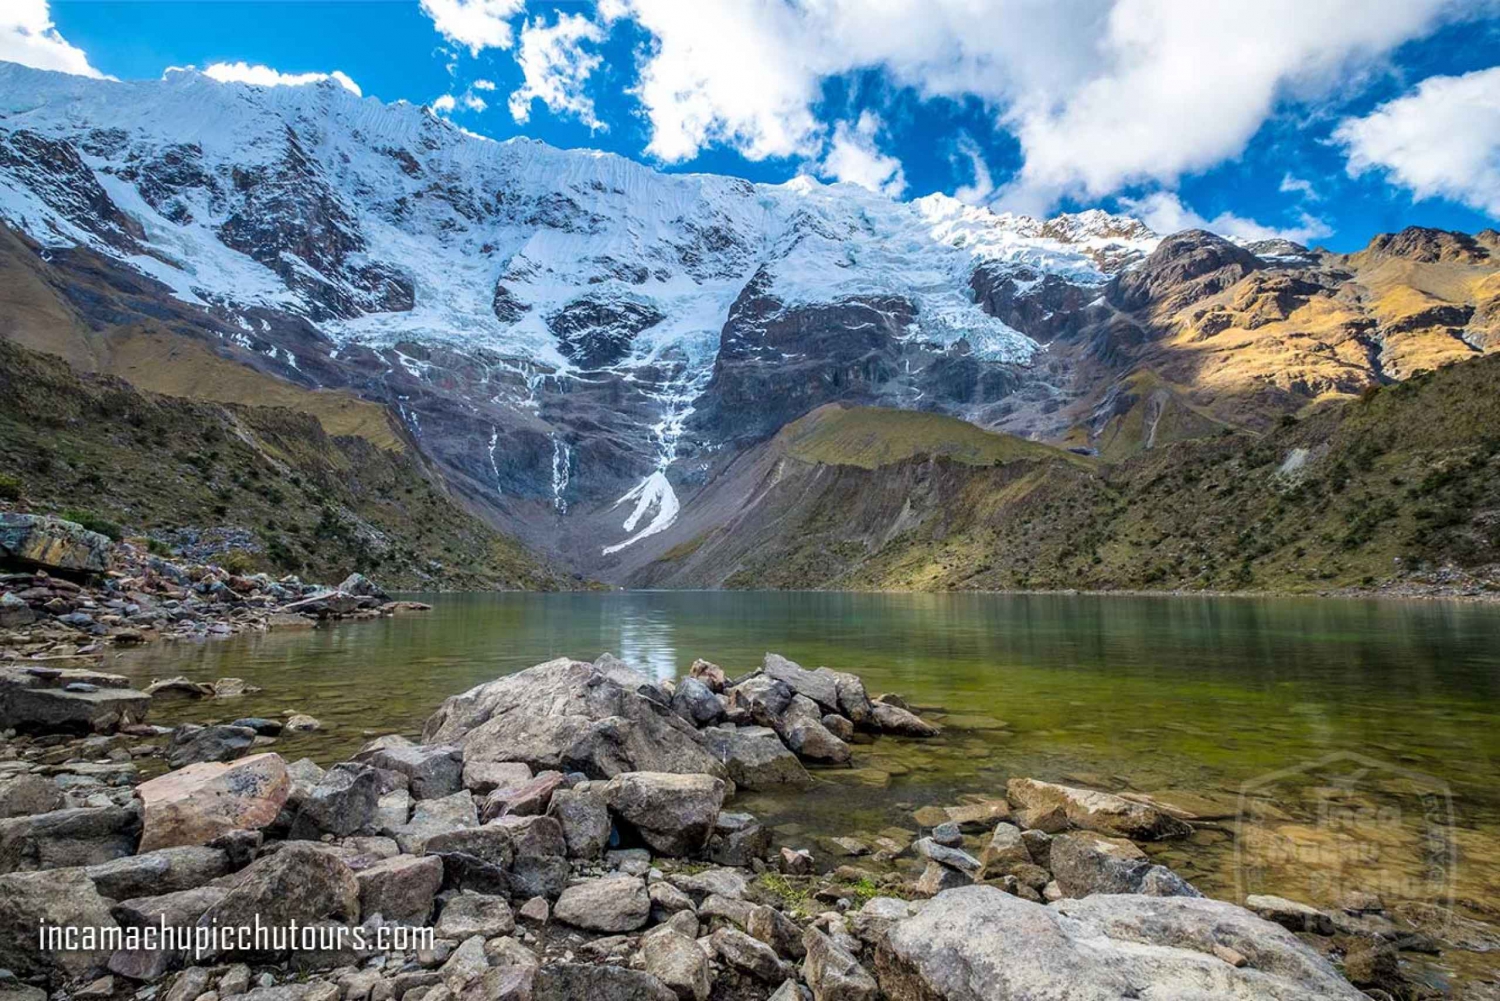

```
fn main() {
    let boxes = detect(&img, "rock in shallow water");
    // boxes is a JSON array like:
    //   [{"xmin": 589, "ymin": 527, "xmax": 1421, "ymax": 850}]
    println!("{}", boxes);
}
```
[
  {"xmin": 1006, "ymin": 777, "xmax": 1192, "ymax": 840},
  {"xmin": 603, "ymin": 771, "xmax": 725, "ymax": 857}
]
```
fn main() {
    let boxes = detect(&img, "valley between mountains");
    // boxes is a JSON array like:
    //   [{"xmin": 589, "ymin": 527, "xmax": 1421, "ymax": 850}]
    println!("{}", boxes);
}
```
[{"xmin": 1, "ymin": 63, "xmax": 1497, "ymax": 596}]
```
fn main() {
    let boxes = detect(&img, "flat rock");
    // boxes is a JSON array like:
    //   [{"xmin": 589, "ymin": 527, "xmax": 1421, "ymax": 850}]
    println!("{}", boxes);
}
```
[
  {"xmin": 532, "ymin": 964, "xmax": 675, "ymax": 1001},
  {"xmin": 392, "ymin": 791, "xmax": 478, "ymax": 854},
  {"xmin": 1048, "ymin": 832, "xmax": 1201, "ymax": 899},
  {"xmin": 83, "ymin": 845, "xmax": 229, "ymax": 899},
  {"xmin": 0, "ymin": 666, "xmax": 150, "ymax": 735},
  {"xmin": 603, "ymin": 771, "xmax": 725, "ymax": 857},
  {"xmin": 421, "ymin": 656, "xmax": 726, "ymax": 781},
  {"xmin": 868, "ymin": 702, "xmax": 939, "ymax": 737},
  {"xmin": 434, "ymin": 892, "xmax": 515, "ymax": 939},
  {"xmin": 761, "ymin": 653, "xmax": 840, "ymax": 712},
  {"xmin": 1006, "ymin": 777, "xmax": 1191, "ymax": 840},
  {"xmin": 166, "ymin": 725, "xmax": 257, "ymax": 768},
  {"xmin": 554, "ymin": 875, "xmax": 650, "ymax": 933},
  {"xmin": 0, "ymin": 514, "xmax": 112, "ymax": 574},
  {"xmin": 875, "ymin": 886, "xmax": 1365, "ymax": 1000},
  {"xmin": 0, "ymin": 804, "xmax": 140, "ymax": 873},
  {"xmin": 135, "ymin": 753, "xmax": 288, "ymax": 852}
]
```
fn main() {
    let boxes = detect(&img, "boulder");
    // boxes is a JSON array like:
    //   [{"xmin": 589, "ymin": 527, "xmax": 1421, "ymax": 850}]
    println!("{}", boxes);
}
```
[
  {"xmin": 831, "ymin": 672, "xmax": 875, "ymax": 728},
  {"xmin": 421, "ymin": 656, "xmax": 727, "ymax": 781},
  {"xmin": 0, "ymin": 514, "xmax": 112, "ymax": 574},
  {"xmin": 603, "ymin": 772, "xmax": 725, "ymax": 856},
  {"xmin": 874, "ymin": 887, "xmax": 1365, "ymax": 1000},
  {"xmin": 485, "ymin": 814, "xmax": 566, "ymax": 859},
  {"xmin": 979, "ymin": 822, "xmax": 1032, "ymax": 877},
  {"xmin": 724, "ymin": 675, "xmax": 794, "ymax": 727},
  {"xmin": 508, "ymin": 853, "xmax": 569, "ymax": 900},
  {"xmin": 868, "ymin": 702, "xmax": 939, "ymax": 737},
  {"xmin": 352, "ymin": 736, "xmax": 463, "ymax": 800},
  {"xmin": 135, "ymin": 754, "xmax": 289, "ymax": 852},
  {"xmin": 532, "ymin": 965, "xmax": 675, "ymax": 1001},
  {"xmin": 480, "ymin": 771, "xmax": 565, "ymax": 821},
  {"xmin": 291, "ymin": 763, "xmax": 383, "ymax": 839},
  {"xmin": 687, "ymin": 660, "xmax": 727, "ymax": 693},
  {"xmin": 112, "ymin": 885, "xmax": 228, "ymax": 929},
  {"xmin": 1049, "ymin": 832, "xmax": 1201, "ymax": 899},
  {"xmin": 702, "ymin": 726, "xmax": 811, "ymax": 790},
  {"xmin": 641, "ymin": 927, "xmax": 710, "ymax": 1001},
  {"xmin": 546, "ymin": 787, "xmax": 611, "ymax": 859},
  {"xmin": 803, "ymin": 927, "xmax": 878, "ymax": 1001},
  {"xmin": 166, "ymin": 725, "xmax": 257, "ymax": 768},
  {"xmin": 553, "ymin": 876, "xmax": 650, "ymax": 933},
  {"xmin": 0, "ymin": 867, "xmax": 118, "ymax": 978},
  {"xmin": 435, "ymin": 893, "xmax": 515, "ymax": 938},
  {"xmin": 914, "ymin": 861, "xmax": 972, "ymax": 896},
  {"xmin": 821, "ymin": 713, "xmax": 854, "ymax": 742},
  {"xmin": 198, "ymin": 843, "xmax": 360, "ymax": 941},
  {"xmin": 775, "ymin": 695, "xmax": 850, "ymax": 764},
  {"xmin": 337, "ymin": 573, "xmax": 388, "ymax": 599},
  {"xmin": 460, "ymin": 761, "xmax": 532, "ymax": 795},
  {"xmin": 710, "ymin": 927, "xmax": 791, "ymax": 982},
  {"xmin": 1006, "ymin": 778, "xmax": 1191, "ymax": 840},
  {"xmin": 83, "ymin": 846, "xmax": 229, "ymax": 899},
  {"xmin": 0, "ymin": 666, "xmax": 150, "ymax": 734},
  {"xmin": 0, "ymin": 805, "xmax": 140, "ymax": 873},
  {"xmin": 421, "ymin": 825, "xmax": 516, "ymax": 870},
  {"xmin": 355, "ymin": 854, "xmax": 442, "ymax": 925},
  {"xmin": 0, "ymin": 774, "xmax": 64, "ymax": 818},
  {"xmin": 761, "ymin": 654, "xmax": 841, "ymax": 712},
  {"xmin": 747, "ymin": 904, "xmax": 805, "ymax": 960},
  {"xmin": 669, "ymin": 677, "xmax": 723, "ymax": 728},
  {"xmin": 710, "ymin": 816, "xmax": 772, "ymax": 868}
]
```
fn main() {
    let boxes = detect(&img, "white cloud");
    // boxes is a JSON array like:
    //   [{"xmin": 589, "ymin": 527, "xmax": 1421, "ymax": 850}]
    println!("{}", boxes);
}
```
[
  {"xmin": 593, "ymin": 0, "xmax": 1459, "ymax": 211},
  {"xmin": 472, "ymin": 78, "xmax": 496, "ymax": 91},
  {"xmin": 202, "ymin": 61, "xmax": 362, "ymax": 96},
  {"xmin": 952, "ymin": 135, "xmax": 995, "ymax": 205},
  {"xmin": 508, "ymin": 12, "xmax": 606, "ymax": 129},
  {"xmin": 1122, "ymin": 190, "xmax": 1334, "ymax": 244},
  {"xmin": 431, "ymin": 93, "xmax": 457, "ymax": 114},
  {"xmin": 1335, "ymin": 65, "xmax": 1500, "ymax": 218},
  {"xmin": 0, "ymin": 0, "xmax": 105, "ymax": 78},
  {"xmin": 1279, "ymin": 173, "xmax": 1319, "ymax": 200},
  {"xmin": 463, "ymin": 92, "xmax": 488, "ymax": 112},
  {"xmin": 419, "ymin": 0, "xmax": 525, "ymax": 56},
  {"xmin": 819, "ymin": 111, "xmax": 906, "ymax": 197}
]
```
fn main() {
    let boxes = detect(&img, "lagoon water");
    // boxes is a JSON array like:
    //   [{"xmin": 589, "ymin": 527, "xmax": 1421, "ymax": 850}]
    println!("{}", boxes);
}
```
[{"xmin": 112, "ymin": 590, "xmax": 1500, "ymax": 979}]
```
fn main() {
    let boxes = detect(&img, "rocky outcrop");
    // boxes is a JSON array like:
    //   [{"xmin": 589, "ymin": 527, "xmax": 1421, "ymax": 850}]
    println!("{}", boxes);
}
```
[
  {"xmin": 0, "ymin": 514, "xmax": 113, "ymax": 574},
  {"xmin": 0, "ymin": 666, "xmax": 150, "ymax": 734},
  {"xmin": 421, "ymin": 656, "xmax": 727, "ymax": 781},
  {"xmin": 875, "ymin": 886, "xmax": 1366, "ymax": 1000}
]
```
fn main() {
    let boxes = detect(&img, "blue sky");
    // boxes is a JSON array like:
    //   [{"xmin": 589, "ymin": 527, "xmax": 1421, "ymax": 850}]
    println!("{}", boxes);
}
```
[{"xmin": 14, "ymin": 0, "xmax": 1500, "ymax": 251}]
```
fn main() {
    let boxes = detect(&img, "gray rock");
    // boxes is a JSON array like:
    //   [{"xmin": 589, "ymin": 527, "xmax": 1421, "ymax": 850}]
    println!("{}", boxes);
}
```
[
  {"xmin": 803, "ymin": 926, "xmax": 878, "ymax": 1001},
  {"xmin": 0, "ymin": 867, "xmax": 118, "ymax": 978},
  {"xmin": 480, "ymin": 771, "xmax": 565, "ymax": 821},
  {"xmin": 775, "ymin": 695, "xmax": 850, "ymax": 765},
  {"xmin": 710, "ymin": 819, "xmax": 772, "ymax": 867},
  {"xmin": 0, "ymin": 666, "xmax": 150, "ymax": 735},
  {"xmin": 553, "ymin": 875, "xmax": 650, "ymax": 933},
  {"xmin": 355, "ymin": 854, "xmax": 442, "ymax": 925},
  {"xmin": 392, "ymin": 791, "xmax": 478, "ymax": 854},
  {"xmin": 978, "ymin": 822, "xmax": 1029, "ymax": 876},
  {"xmin": 459, "ymin": 761, "xmax": 532, "ymax": 795},
  {"xmin": 647, "ymin": 881, "xmax": 694, "ymax": 918},
  {"xmin": 820, "ymin": 713, "xmax": 854, "ymax": 742},
  {"xmin": 376, "ymin": 788, "xmax": 411, "ymax": 831},
  {"xmin": 1006, "ymin": 778, "xmax": 1191, "ymax": 840},
  {"xmin": 484, "ymin": 814, "xmax": 565, "ymax": 859},
  {"xmin": 640, "ymin": 928, "xmax": 710, "ymax": 1001},
  {"xmin": 710, "ymin": 927, "xmax": 791, "ymax": 982},
  {"xmin": 875, "ymin": 887, "xmax": 1364, "ymax": 1000},
  {"xmin": 761, "ymin": 654, "xmax": 840, "ymax": 712},
  {"xmin": 0, "ymin": 805, "xmax": 139, "ymax": 874},
  {"xmin": 439, "ymin": 934, "xmax": 489, "ymax": 992},
  {"xmin": 421, "ymin": 825, "xmax": 515, "ymax": 869},
  {"xmin": 166, "ymin": 725, "xmax": 258, "ymax": 768},
  {"xmin": 421, "ymin": 657, "xmax": 726, "ymax": 781},
  {"xmin": 230, "ymin": 718, "xmax": 283, "ymax": 736},
  {"xmin": 723, "ymin": 675, "xmax": 794, "ymax": 728},
  {"xmin": 508, "ymin": 853, "xmax": 569, "ymax": 900},
  {"xmin": 112, "ymin": 885, "xmax": 227, "ymax": 929},
  {"xmin": 914, "ymin": 861, "xmax": 972, "ymax": 896},
  {"xmin": 457, "ymin": 966, "xmax": 532, "ymax": 1001},
  {"xmin": 546, "ymin": 787, "xmax": 611, "ymax": 859},
  {"xmin": 687, "ymin": 660, "xmax": 727, "ymax": 693},
  {"xmin": 292, "ymin": 763, "xmax": 384, "ymax": 839},
  {"xmin": 84, "ymin": 845, "xmax": 228, "ymax": 899},
  {"xmin": 434, "ymin": 893, "xmax": 514, "ymax": 939},
  {"xmin": 669, "ymin": 676, "xmax": 723, "ymax": 728},
  {"xmin": 702, "ymin": 726, "xmax": 811, "ymax": 791},
  {"xmin": 1048, "ymin": 833, "xmax": 1201, "ymax": 899},
  {"xmin": 603, "ymin": 771, "xmax": 725, "ymax": 857},
  {"xmin": 352, "ymin": 737, "xmax": 463, "ymax": 801},
  {"xmin": 0, "ymin": 774, "xmax": 64, "ymax": 818},
  {"xmin": 913, "ymin": 837, "xmax": 982, "ymax": 877},
  {"xmin": 848, "ymin": 897, "xmax": 914, "ymax": 947},
  {"xmin": 747, "ymin": 904, "xmax": 805, "ymax": 959},
  {"xmin": 868, "ymin": 702, "xmax": 939, "ymax": 737},
  {"xmin": 532, "ymin": 964, "xmax": 675, "ymax": 1001},
  {"xmin": 198, "ymin": 843, "xmax": 360, "ymax": 944},
  {"xmin": 931, "ymin": 821, "xmax": 964, "ymax": 848},
  {"xmin": 284, "ymin": 758, "xmax": 326, "ymax": 808},
  {"xmin": 1244, "ymin": 894, "xmax": 1336, "ymax": 935}
]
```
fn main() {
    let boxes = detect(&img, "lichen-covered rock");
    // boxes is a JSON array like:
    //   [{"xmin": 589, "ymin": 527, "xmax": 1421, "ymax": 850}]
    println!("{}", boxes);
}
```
[
  {"xmin": 0, "ymin": 514, "xmax": 112, "ymax": 573},
  {"xmin": 198, "ymin": 843, "xmax": 360, "ymax": 944},
  {"xmin": 135, "ymin": 753, "xmax": 288, "ymax": 852}
]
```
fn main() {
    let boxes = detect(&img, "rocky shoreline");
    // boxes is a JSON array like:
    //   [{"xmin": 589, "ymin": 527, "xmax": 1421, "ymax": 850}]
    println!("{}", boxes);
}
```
[
  {"xmin": 1, "ymin": 514, "xmax": 431, "ymax": 665},
  {"xmin": 0, "ymin": 651, "xmax": 1438, "ymax": 1001}
]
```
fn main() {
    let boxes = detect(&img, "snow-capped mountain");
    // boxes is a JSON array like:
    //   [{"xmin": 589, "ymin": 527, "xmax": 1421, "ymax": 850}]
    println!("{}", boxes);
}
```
[{"xmin": 0, "ymin": 62, "xmax": 1164, "ymax": 573}]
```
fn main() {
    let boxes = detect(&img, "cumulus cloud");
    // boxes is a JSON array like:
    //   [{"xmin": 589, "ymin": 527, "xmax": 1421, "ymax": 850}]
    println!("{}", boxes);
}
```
[
  {"xmin": 1279, "ymin": 173, "xmax": 1320, "ymax": 200},
  {"xmin": 203, "ymin": 61, "xmax": 362, "ymax": 96},
  {"xmin": 431, "ymin": 93, "xmax": 457, "ymax": 114},
  {"xmin": 0, "ymin": 0, "xmax": 106, "ymax": 78},
  {"xmin": 419, "ymin": 0, "xmax": 525, "ymax": 56},
  {"xmin": 952, "ymin": 135, "xmax": 996, "ymax": 205},
  {"xmin": 1122, "ymin": 190, "xmax": 1334, "ymax": 244},
  {"xmin": 584, "ymin": 0, "xmax": 1459, "ymax": 212},
  {"xmin": 508, "ymin": 12, "xmax": 606, "ymax": 129},
  {"xmin": 472, "ymin": 78, "xmax": 496, "ymax": 91},
  {"xmin": 1335, "ymin": 65, "xmax": 1500, "ymax": 218},
  {"xmin": 819, "ymin": 112, "xmax": 906, "ymax": 197}
]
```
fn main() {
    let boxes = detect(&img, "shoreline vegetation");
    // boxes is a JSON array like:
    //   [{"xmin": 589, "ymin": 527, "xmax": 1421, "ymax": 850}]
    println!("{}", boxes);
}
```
[{"xmin": 0, "ymin": 651, "xmax": 1434, "ymax": 1001}]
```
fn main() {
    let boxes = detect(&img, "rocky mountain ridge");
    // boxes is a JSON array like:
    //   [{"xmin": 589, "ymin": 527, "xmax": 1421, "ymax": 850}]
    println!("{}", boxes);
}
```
[{"xmin": 1, "ymin": 62, "xmax": 1497, "ymax": 582}]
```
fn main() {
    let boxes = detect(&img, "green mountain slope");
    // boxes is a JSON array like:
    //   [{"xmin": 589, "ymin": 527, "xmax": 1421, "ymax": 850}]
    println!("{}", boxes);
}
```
[
  {"xmin": 0, "ymin": 340, "xmax": 567, "ymax": 590},
  {"xmin": 632, "ymin": 355, "xmax": 1500, "ymax": 595}
]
